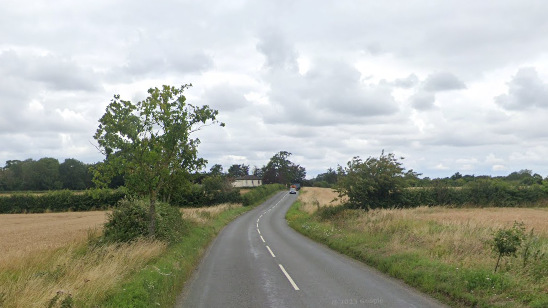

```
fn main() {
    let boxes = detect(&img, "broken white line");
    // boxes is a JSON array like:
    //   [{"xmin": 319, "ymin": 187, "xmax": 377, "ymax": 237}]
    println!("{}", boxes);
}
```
[
  {"xmin": 266, "ymin": 246, "xmax": 276, "ymax": 258},
  {"xmin": 279, "ymin": 264, "xmax": 300, "ymax": 290}
]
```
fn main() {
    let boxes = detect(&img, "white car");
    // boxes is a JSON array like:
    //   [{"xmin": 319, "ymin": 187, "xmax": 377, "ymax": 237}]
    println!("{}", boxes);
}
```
[{"xmin": 289, "ymin": 187, "xmax": 297, "ymax": 194}]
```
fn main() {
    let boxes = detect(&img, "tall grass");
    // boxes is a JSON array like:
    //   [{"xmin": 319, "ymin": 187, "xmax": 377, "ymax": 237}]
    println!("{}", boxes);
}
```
[
  {"xmin": 288, "ymin": 188, "xmax": 548, "ymax": 307},
  {"xmin": 0, "ymin": 236, "xmax": 166, "ymax": 308}
]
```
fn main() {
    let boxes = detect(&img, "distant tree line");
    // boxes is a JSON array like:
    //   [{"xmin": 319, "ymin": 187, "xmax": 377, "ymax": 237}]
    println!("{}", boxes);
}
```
[
  {"xmin": 206, "ymin": 151, "xmax": 306, "ymax": 186},
  {"xmin": 308, "ymin": 165, "xmax": 547, "ymax": 189},
  {"xmin": 0, "ymin": 150, "xmax": 306, "ymax": 194},
  {"xmin": 320, "ymin": 151, "xmax": 548, "ymax": 210},
  {"xmin": 0, "ymin": 158, "xmax": 101, "ymax": 191}
]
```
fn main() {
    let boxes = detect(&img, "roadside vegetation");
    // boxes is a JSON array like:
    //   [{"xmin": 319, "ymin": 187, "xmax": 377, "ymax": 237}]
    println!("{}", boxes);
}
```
[
  {"xmin": 0, "ymin": 184, "xmax": 284, "ymax": 308},
  {"xmin": 287, "ymin": 150, "xmax": 548, "ymax": 308}
]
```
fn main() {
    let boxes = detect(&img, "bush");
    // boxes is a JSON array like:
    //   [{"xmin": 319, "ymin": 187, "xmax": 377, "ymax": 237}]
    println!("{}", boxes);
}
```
[{"xmin": 103, "ymin": 199, "xmax": 187, "ymax": 244}]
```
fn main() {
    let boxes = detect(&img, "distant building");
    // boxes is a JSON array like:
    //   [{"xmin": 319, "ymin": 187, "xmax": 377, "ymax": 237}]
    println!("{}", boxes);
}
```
[{"xmin": 232, "ymin": 175, "xmax": 262, "ymax": 188}]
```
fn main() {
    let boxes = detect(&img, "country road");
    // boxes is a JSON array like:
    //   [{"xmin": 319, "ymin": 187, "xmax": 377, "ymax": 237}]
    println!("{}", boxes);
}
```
[{"xmin": 177, "ymin": 191, "xmax": 448, "ymax": 308}]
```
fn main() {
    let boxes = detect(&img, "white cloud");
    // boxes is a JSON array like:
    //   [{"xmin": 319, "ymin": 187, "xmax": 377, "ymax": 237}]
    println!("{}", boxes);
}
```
[
  {"xmin": 2, "ymin": 0, "xmax": 548, "ymax": 179},
  {"xmin": 492, "ymin": 165, "xmax": 507, "ymax": 171}
]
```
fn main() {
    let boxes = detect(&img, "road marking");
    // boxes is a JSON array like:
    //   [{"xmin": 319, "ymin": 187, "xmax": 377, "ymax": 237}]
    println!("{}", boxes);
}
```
[
  {"xmin": 260, "ymin": 236, "xmax": 265, "ymax": 242},
  {"xmin": 257, "ymin": 229, "xmax": 261, "ymax": 234},
  {"xmin": 266, "ymin": 246, "xmax": 276, "ymax": 257},
  {"xmin": 279, "ymin": 264, "xmax": 300, "ymax": 290},
  {"xmin": 257, "ymin": 219, "xmax": 260, "ymax": 222},
  {"xmin": 257, "ymin": 223, "xmax": 259, "ymax": 228}
]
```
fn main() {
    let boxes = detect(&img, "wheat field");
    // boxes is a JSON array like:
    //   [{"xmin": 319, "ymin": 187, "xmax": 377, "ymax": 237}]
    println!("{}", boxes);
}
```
[
  {"xmin": 0, "ymin": 211, "xmax": 109, "ymax": 263},
  {"xmin": 0, "ymin": 203, "xmax": 242, "ymax": 307},
  {"xmin": 297, "ymin": 187, "xmax": 343, "ymax": 214}
]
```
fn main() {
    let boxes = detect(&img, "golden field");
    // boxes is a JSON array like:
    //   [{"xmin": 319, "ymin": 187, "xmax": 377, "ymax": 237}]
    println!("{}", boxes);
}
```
[
  {"xmin": 0, "ymin": 211, "xmax": 108, "ymax": 263},
  {"xmin": 297, "ymin": 187, "xmax": 343, "ymax": 214},
  {"xmin": 0, "ymin": 203, "xmax": 240, "ymax": 308}
]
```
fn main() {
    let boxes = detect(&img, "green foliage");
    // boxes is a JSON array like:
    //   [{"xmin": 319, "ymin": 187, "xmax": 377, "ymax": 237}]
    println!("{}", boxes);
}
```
[
  {"xmin": 400, "ymin": 181, "xmax": 548, "ymax": 208},
  {"xmin": 0, "ymin": 188, "xmax": 126, "ymax": 213},
  {"xmin": 261, "ymin": 151, "xmax": 306, "ymax": 185},
  {"xmin": 227, "ymin": 164, "xmax": 250, "ymax": 178},
  {"xmin": 92, "ymin": 84, "xmax": 223, "ymax": 236},
  {"xmin": 103, "ymin": 199, "xmax": 187, "ymax": 244},
  {"xmin": 335, "ymin": 151, "xmax": 417, "ymax": 209},
  {"xmin": 491, "ymin": 222, "xmax": 526, "ymax": 272},
  {"xmin": 241, "ymin": 184, "xmax": 285, "ymax": 206}
]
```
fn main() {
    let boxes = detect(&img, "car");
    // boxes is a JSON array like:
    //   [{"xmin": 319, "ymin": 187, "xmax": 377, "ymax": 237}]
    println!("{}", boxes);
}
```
[{"xmin": 289, "ymin": 187, "xmax": 297, "ymax": 194}]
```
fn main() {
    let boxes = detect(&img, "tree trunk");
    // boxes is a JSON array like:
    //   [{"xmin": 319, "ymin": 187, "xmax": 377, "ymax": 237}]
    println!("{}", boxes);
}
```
[
  {"xmin": 148, "ymin": 193, "xmax": 157, "ymax": 237},
  {"xmin": 494, "ymin": 253, "xmax": 502, "ymax": 273}
]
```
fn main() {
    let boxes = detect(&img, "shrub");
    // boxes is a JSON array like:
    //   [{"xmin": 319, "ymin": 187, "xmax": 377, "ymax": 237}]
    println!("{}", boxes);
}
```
[
  {"xmin": 491, "ymin": 221, "xmax": 525, "ymax": 272},
  {"xmin": 335, "ymin": 152, "xmax": 416, "ymax": 210},
  {"xmin": 103, "ymin": 199, "xmax": 187, "ymax": 244}
]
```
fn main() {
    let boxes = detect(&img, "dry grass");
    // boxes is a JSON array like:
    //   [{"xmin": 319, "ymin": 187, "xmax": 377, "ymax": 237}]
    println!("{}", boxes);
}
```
[
  {"xmin": 0, "ymin": 211, "xmax": 108, "ymax": 264},
  {"xmin": 0, "ymin": 238, "xmax": 166, "ymax": 308},
  {"xmin": 297, "ymin": 187, "xmax": 343, "ymax": 214},
  {"xmin": 181, "ymin": 203, "xmax": 243, "ymax": 223},
  {"xmin": 0, "ymin": 203, "xmax": 247, "ymax": 307},
  {"xmin": 303, "ymin": 188, "xmax": 548, "ymax": 268},
  {"xmin": 296, "ymin": 188, "xmax": 548, "ymax": 306},
  {"xmin": 410, "ymin": 206, "xmax": 548, "ymax": 234},
  {"xmin": 239, "ymin": 189, "xmax": 252, "ymax": 195},
  {"xmin": 0, "ymin": 211, "xmax": 168, "ymax": 307}
]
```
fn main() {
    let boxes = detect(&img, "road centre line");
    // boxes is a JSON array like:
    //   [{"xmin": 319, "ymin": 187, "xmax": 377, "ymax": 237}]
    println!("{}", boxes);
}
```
[
  {"xmin": 279, "ymin": 264, "xmax": 300, "ymax": 290},
  {"xmin": 266, "ymin": 245, "xmax": 276, "ymax": 257},
  {"xmin": 260, "ymin": 236, "xmax": 265, "ymax": 242},
  {"xmin": 257, "ymin": 229, "xmax": 261, "ymax": 234}
]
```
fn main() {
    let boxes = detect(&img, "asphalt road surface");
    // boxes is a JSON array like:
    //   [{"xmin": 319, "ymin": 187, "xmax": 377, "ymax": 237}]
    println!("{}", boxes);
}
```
[{"xmin": 177, "ymin": 191, "xmax": 448, "ymax": 308}]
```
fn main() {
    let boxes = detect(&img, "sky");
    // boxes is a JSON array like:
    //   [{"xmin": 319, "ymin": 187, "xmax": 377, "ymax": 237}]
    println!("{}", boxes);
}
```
[{"xmin": 2, "ymin": 0, "xmax": 548, "ymax": 179}]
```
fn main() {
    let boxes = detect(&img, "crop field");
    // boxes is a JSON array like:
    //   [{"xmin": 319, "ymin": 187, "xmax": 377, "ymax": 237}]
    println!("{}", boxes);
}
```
[
  {"xmin": 0, "ymin": 211, "xmax": 108, "ymax": 263},
  {"xmin": 299, "ymin": 187, "xmax": 548, "ymax": 233},
  {"xmin": 0, "ymin": 202, "xmax": 249, "ymax": 308},
  {"xmin": 297, "ymin": 187, "xmax": 342, "ymax": 213}
]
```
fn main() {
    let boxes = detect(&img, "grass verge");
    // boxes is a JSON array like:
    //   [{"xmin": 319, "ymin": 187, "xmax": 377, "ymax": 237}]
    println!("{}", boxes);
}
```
[
  {"xmin": 99, "ymin": 188, "xmax": 284, "ymax": 307},
  {"xmin": 286, "ymin": 200, "xmax": 548, "ymax": 308}
]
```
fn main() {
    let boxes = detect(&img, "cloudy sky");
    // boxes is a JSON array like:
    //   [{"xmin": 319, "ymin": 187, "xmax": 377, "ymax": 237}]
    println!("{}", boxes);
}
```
[{"xmin": 2, "ymin": 0, "xmax": 548, "ymax": 178}]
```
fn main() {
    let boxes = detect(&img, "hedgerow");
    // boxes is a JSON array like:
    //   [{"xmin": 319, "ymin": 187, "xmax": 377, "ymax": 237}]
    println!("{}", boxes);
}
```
[{"xmin": 0, "ymin": 188, "xmax": 127, "ymax": 213}]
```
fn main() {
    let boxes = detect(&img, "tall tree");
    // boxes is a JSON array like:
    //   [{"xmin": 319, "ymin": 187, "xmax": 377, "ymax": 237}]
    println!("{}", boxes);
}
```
[
  {"xmin": 93, "ymin": 84, "xmax": 224, "ymax": 236},
  {"xmin": 227, "ymin": 164, "xmax": 249, "ymax": 178},
  {"xmin": 60, "ymin": 158, "xmax": 92, "ymax": 190},
  {"xmin": 262, "ymin": 151, "xmax": 306, "ymax": 185},
  {"xmin": 209, "ymin": 164, "xmax": 225, "ymax": 177}
]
